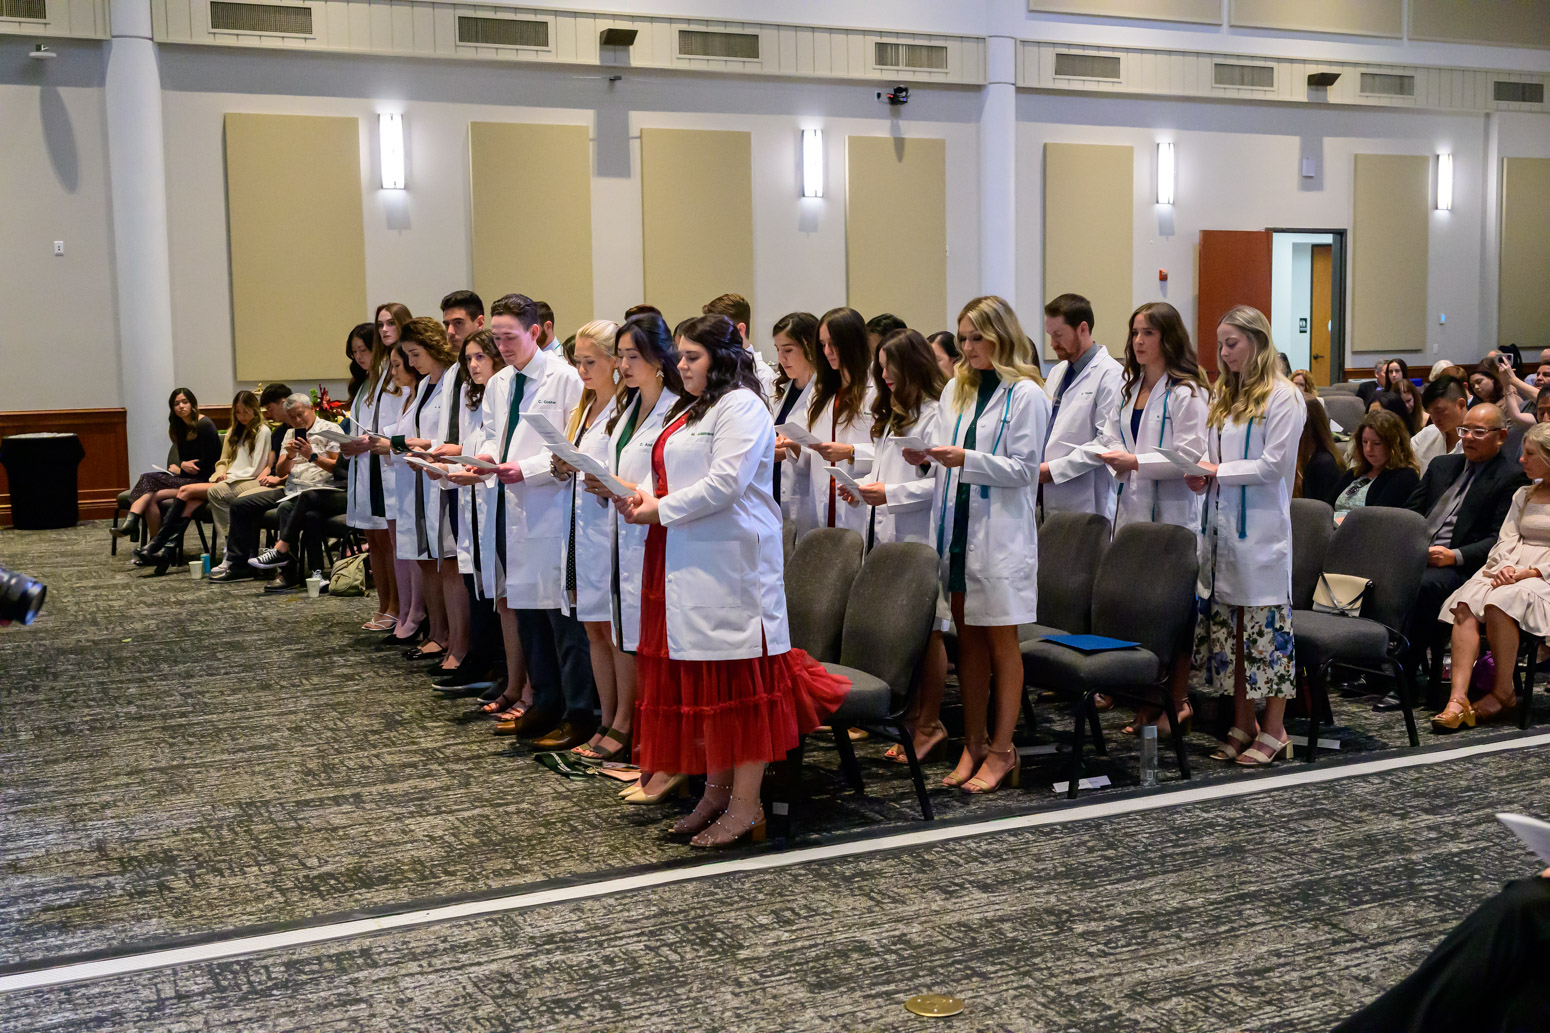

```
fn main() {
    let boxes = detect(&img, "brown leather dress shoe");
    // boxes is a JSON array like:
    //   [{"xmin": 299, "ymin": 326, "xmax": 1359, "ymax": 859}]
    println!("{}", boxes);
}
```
[
  {"xmin": 492, "ymin": 709, "xmax": 548, "ymax": 737},
  {"xmin": 530, "ymin": 721, "xmax": 595, "ymax": 751}
]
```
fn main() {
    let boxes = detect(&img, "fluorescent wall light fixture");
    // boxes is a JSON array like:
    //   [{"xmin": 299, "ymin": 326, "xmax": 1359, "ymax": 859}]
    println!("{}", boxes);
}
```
[
  {"xmin": 1156, "ymin": 141, "xmax": 1175, "ymax": 205},
  {"xmin": 1435, "ymin": 152, "xmax": 1453, "ymax": 211},
  {"xmin": 380, "ymin": 112, "xmax": 406, "ymax": 190},
  {"xmin": 801, "ymin": 128, "xmax": 823, "ymax": 198}
]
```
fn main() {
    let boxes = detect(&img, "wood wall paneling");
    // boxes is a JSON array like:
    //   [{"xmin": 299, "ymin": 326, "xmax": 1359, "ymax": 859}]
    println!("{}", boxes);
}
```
[
  {"xmin": 1351, "ymin": 154, "xmax": 1430, "ymax": 354},
  {"xmin": 1499, "ymin": 157, "xmax": 1550, "ymax": 353},
  {"xmin": 1043, "ymin": 142, "xmax": 1134, "ymax": 359},
  {"xmin": 844, "ymin": 135, "xmax": 948, "ymax": 335},
  {"xmin": 0, "ymin": 409, "xmax": 128, "ymax": 525}
]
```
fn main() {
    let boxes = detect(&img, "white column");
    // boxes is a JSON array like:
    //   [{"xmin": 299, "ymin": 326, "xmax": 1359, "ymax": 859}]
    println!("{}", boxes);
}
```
[
  {"xmin": 979, "ymin": 34, "xmax": 1018, "ymax": 306},
  {"xmin": 106, "ymin": 0, "xmax": 178, "ymax": 475}
]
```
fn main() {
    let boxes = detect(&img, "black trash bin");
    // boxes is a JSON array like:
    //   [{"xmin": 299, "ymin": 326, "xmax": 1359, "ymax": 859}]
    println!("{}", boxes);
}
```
[{"xmin": 1, "ymin": 432, "xmax": 86, "ymax": 530}]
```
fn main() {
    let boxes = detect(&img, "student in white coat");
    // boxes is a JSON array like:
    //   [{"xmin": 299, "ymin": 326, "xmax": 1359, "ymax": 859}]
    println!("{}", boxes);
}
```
[
  {"xmin": 904, "ymin": 295, "xmax": 1049, "ymax": 795},
  {"xmin": 1184, "ymin": 305, "xmax": 1305, "ymax": 768},
  {"xmin": 1040, "ymin": 293, "xmax": 1124, "ymax": 520},
  {"xmin": 617, "ymin": 314, "xmax": 849, "ymax": 848},
  {"xmin": 838, "ymin": 328, "xmax": 946, "ymax": 549},
  {"xmin": 581, "ymin": 312, "xmax": 684, "ymax": 784},
  {"xmin": 1098, "ymin": 301, "xmax": 1210, "ymax": 735},
  {"xmin": 346, "ymin": 304, "xmax": 411, "ymax": 631},
  {"xmin": 551, "ymin": 320, "xmax": 629, "ymax": 762},
  {"xmin": 770, "ymin": 312, "xmax": 820, "ymax": 538},
  {"xmin": 704, "ymin": 293, "xmax": 778, "ymax": 406},
  {"xmin": 805, "ymin": 307, "xmax": 877, "ymax": 535},
  {"xmin": 468, "ymin": 293, "xmax": 593, "ymax": 749}
]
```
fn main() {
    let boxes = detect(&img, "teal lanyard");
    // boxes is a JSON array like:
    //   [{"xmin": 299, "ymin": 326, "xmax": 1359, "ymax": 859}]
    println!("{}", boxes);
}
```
[
  {"xmin": 1237, "ymin": 417, "xmax": 1253, "ymax": 539},
  {"xmin": 1148, "ymin": 382, "xmax": 1173, "ymax": 524},
  {"xmin": 934, "ymin": 384, "xmax": 1014, "ymax": 555}
]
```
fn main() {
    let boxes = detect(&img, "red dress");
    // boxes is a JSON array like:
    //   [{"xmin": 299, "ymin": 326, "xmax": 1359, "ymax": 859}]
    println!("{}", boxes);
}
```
[{"xmin": 634, "ymin": 415, "xmax": 851, "ymax": 775}]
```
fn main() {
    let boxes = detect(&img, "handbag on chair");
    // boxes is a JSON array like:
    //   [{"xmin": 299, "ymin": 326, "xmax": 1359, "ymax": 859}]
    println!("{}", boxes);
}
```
[{"xmin": 1313, "ymin": 571, "xmax": 1371, "ymax": 617}]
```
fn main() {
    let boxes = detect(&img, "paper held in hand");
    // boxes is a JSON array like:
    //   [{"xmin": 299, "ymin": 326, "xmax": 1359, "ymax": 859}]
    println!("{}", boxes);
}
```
[
  {"xmin": 307, "ymin": 420, "xmax": 358, "ymax": 445},
  {"xmin": 405, "ymin": 457, "xmax": 445, "ymax": 473},
  {"xmin": 1498, "ymin": 812, "xmax": 1550, "ymax": 865},
  {"xmin": 823, "ymin": 465, "xmax": 865, "ymax": 506},
  {"xmin": 775, "ymin": 422, "xmax": 822, "ymax": 448},
  {"xmin": 892, "ymin": 435, "xmax": 937, "ymax": 462},
  {"xmin": 1155, "ymin": 447, "xmax": 1213, "ymax": 477},
  {"xmin": 521, "ymin": 411, "xmax": 633, "ymax": 497}
]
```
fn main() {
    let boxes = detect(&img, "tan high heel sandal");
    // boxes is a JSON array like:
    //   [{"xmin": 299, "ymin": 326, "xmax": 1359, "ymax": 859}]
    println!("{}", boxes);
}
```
[{"xmin": 962, "ymin": 746, "xmax": 1020, "ymax": 794}]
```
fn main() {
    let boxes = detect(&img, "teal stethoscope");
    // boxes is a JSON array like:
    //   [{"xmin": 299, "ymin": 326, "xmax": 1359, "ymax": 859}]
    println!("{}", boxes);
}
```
[
  {"xmin": 1200, "ymin": 415, "xmax": 1255, "ymax": 541},
  {"xmin": 933, "ymin": 382, "xmax": 1015, "ymax": 556},
  {"xmin": 1118, "ymin": 378, "xmax": 1174, "ymax": 523}
]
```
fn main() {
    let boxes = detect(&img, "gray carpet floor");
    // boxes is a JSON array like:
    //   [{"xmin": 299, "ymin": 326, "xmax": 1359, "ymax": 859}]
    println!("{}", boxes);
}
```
[{"xmin": 3, "ymin": 522, "xmax": 1547, "ymax": 1031}]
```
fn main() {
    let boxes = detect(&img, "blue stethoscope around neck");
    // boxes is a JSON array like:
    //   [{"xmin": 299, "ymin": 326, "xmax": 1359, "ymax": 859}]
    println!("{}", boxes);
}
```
[
  {"xmin": 1123, "ymin": 378, "xmax": 1174, "ymax": 523},
  {"xmin": 933, "ymin": 381, "xmax": 1014, "ymax": 556}
]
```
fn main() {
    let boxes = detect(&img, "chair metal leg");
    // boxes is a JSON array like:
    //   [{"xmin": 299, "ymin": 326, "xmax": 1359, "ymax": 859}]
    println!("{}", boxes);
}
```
[
  {"xmin": 1020, "ymin": 686, "xmax": 1038, "ymax": 739},
  {"xmin": 1390, "ymin": 655, "xmax": 1420, "ymax": 748},
  {"xmin": 1520, "ymin": 636, "xmax": 1538, "ymax": 731},
  {"xmin": 1427, "ymin": 631, "xmax": 1447, "ymax": 711},
  {"xmin": 1067, "ymin": 695, "xmax": 1089, "ymax": 799},
  {"xmin": 111, "ymin": 508, "xmax": 124, "ymax": 555},
  {"xmin": 831, "ymin": 726, "xmax": 864, "ymax": 792},
  {"xmin": 1159, "ymin": 689, "xmax": 1191, "ymax": 780},
  {"xmin": 1304, "ymin": 661, "xmax": 1330, "ymax": 764},
  {"xmin": 194, "ymin": 522, "xmax": 210, "ymax": 555},
  {"xmin": 771, "ymin": 740, "xmax": 804, "ymax": 841},
  {"xmin": 1087, "ymin": 699, "xmax": 1106, "ymax": 756},
  {"xmin": 891, "ymin": 719, "xmax": 934, "ymax": 821}
]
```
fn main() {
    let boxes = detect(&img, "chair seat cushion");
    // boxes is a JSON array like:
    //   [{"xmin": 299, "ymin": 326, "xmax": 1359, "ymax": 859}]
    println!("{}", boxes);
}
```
[
  {"xmin": 1022, "ymin": 640, "xmax": 1161, "ymax": 694},
  {"xmin": 1018, "ymin": 623, "xmax": 1066, "ymax": 650},
  {"xmin": 822, "ymin": 662, "xmax": 893, "ymax": 724},
  {"xmin": 1292, "ymin": 610, "xmax": 1391, "ymax": 666}
]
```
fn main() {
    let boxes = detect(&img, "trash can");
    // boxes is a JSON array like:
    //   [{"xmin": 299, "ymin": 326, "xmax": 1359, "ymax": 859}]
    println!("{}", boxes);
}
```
[{"xmin": 1, "ymin": 432, "xmax": 86, "ymax": 530}]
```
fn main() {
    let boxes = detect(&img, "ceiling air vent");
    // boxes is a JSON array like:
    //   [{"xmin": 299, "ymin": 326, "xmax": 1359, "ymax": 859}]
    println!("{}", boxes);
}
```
[
  {"xmin": 875, "ymin": 41, "xmax": 949, "ymax": 71},
  {"xmin": 678, "ymin": 29, "xmax": 759, "ymax": 60},
  {"xmin": 1053, "ymin": 52, "xmax": 1121, "ymax": 81},
  {"xmin": 1495, "ymin": 80, "xmax": 1546, "ymax": 104},
  {"xmin": 0, "ymin": 0, "xmax": 46, "ymax": 20},
  {"xmin": 209, "ymin": 1, "xmax": 311, "ymax": 34},
  {"xmin": 1213, "ymin": 62, "xmax": 1275, "ymax": 90},
  {"xmin": 1360, "ymin": 72, "xmax": 1415, "ymax": 97},
  {"xmin": 456, "ymin": 15, "xmax": 549, "ymax": 48}
]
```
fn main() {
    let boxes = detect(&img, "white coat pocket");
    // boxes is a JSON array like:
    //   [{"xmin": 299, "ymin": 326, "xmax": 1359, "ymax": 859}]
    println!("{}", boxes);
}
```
[
  {"xmin": 988, "ymin": 514, "xmax": 1034, "ymax": 578},
  {"xmin": 666, "ymin": 539, "xmax": 757, "ymax": 647}
]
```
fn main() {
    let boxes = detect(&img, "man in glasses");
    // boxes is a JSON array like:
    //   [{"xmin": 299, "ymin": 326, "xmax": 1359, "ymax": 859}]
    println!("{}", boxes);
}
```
[{"xmin": 1386, "ymin": 402, "xmax": 1529, "ymax": 707}]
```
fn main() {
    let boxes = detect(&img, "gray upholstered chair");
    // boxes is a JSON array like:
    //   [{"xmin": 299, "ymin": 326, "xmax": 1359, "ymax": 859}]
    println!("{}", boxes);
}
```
[
  {"xmin": 1290, "ymin": 498, "xmax": 1335, "ymax": 611},
  {"xmin": 1321, "ymin": 393, "xmax": 1366, "ymax": 434},
  {"xmin": 1019, "ymin": 511, "xmax": 1112, "ymax": 646},
  {"xmin": 1319, "ymin": 382, "xmax": 1362, "ymax": 396},
  {"xmin": 1292, "ymin": 507, "xmax": 1427, "ymax": 762},
  {"xmin": 821, "ymin": 541, "xmax": 942, "ymax": 821},
  {"xmin": 1022, "ymin": 522, "xmax": 1199, "ymax": 798},
  {"xmin": 783, "ymin": 527, "xmax": 863, "ymax": 663},
  {"xmin": 782, "ymin": 518, "xmax": 796, "ymax": 565}
]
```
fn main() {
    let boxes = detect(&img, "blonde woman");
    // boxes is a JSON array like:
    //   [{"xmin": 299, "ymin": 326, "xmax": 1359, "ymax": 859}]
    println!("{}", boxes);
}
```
[
  {"xmin": 903, "ymin": 295, "xmax": 1048, "ymax": 794},
  {"xmin": 1184, "ymin": 306, "xmax": 1306, "ymax": 767}
]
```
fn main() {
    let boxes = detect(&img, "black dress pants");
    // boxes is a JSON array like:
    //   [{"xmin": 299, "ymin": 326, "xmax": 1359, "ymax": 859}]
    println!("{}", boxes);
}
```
[
  {"xmin": 1400, "ymin": 565, "xmax": 1469, "ymax": 673},
  {"xmin": 514, "ymin": 608, "xmax": 597, "ymax": 727},
  {"xmin": 226, "ymin": 488, "xmax": 286, "ymax": 567}
]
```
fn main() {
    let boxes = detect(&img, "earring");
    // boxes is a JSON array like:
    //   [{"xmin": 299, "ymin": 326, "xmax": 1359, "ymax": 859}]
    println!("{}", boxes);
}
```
[
  {"xmin": 655, "ymin": 368, "xmax": 665, "ymax": 381},
  {"xmin": 612, "ymin": 369, "xmax": 621, "ymax": 385}
]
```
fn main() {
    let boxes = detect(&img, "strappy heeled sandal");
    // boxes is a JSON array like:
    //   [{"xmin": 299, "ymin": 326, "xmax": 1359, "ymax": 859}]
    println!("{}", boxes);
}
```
[
  {"xmin": 1431, "ymin": 699, "xmax": 1476, "ymax": 731},
  {"xmin": 942, "ymin": 740, "xmax": 987, "ymax": 788},
  {"xmin": 1474, "ymin": 690, "xmax": 1520, "ymax": 724},
  {"xmin": 1235, "ymin": 731, "xmax": 1292, "ymax": 767},
  {"xmin": 883, "ymin": 721, "xmax": 948, "ymax": 765},
  {"xmin": 962, "ymin": 745, "xmax": 1020, "ymax": 794},
  {"xmin": 1209, "ymin": 726, "xmax": 1254, "ymax": 762},
  {"xmin": 572, "ymin": 726, "xmax": 631, "ymax": 764}
]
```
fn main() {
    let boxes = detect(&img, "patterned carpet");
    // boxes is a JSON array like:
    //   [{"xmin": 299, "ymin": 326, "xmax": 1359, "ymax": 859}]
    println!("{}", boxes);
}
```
[{"xmin": 2, "ymin": 522, "xmax": 1547, "ymax": 1031}]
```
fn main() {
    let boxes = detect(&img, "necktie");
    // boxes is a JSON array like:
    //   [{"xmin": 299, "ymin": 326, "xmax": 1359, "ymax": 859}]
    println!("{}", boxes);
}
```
[
  {"xmin": 1046, "ymin": 361, "xmax": 1077, "ymax": 442},
  {"xmin": 496, "ymin": 371, "xmax": 528, "ymax": 553}
]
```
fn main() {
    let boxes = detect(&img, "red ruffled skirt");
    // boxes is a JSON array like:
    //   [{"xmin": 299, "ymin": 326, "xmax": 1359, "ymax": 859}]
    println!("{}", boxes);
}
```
[{"xmin": 633, "ymin": 523, "xmax": 850, "ymax": 774}]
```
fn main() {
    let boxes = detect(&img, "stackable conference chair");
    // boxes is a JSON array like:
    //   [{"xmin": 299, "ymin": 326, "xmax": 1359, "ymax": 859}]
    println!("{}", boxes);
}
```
[
  {"xmin": 783, "ymin": 527, "xmax": 864, "ymax": 664},
  {"xmin": 1022, "ymin": 522, "xmax": 1199, "ymax": 798},
  {"xmin": 1321, "ymin": 394, "xmax": 1366, "ymax": 435},
  {"xmin": 1292, "ymin": 507, "xmax": 1427, "ymax": 763}
]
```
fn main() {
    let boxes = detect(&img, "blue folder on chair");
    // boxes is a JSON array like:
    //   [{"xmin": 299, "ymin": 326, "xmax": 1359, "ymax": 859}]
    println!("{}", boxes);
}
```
[{"xmin": 1043, "ymin": 633, "xmax": 1139, "ymax": 653}]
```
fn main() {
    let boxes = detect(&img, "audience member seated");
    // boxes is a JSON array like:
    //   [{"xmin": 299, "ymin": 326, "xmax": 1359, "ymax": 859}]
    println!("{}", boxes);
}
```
[
  {"xmin": 247, "ymin": 394, "xmax": 346, "ymax": 591},
  {"xmin": 113, "ymin": 387, "xmax": 221, "ymax": 548},
  {"xmin": 1290, "ymin": 368, "xmax": 1318, "ymax": 403},
  {"xmin": 210, "ymin": 388, "xmax": 295, "ymax": 581},
  {"xmin": 1412, "ymin": 374, "xmax": 1468, "ymax": 472},
  {"xmin": 1356, "ymin": 359, "xmax": 1388, "ymax": 409},
  {"xmin": 1375, "ymin": 377, "xmax": 1424, "ymax": 434},
  {"xmin": 1478, "ymin": 351, "xmax": 1536, "ymax": 425},
  {"xmin": 1538, "ymin": 384, "xmax": 1550, "ymax": 424},
  {"xmin": 1294, "ymin": 393, "xmax": 1344, "ymax": 502},
  {"xmin": 1433, "ymin": 423, "xmax": 1550, "ymax": 730},
  {"xmin": 1390, "ymin": 403, "xmax": 1528, "ymax": 707},
  {"xmin": 1328, "ymin": 410, "xmax": 1421, "ymax": 522},
  {"xmin": 138, "ymin": 390, "xmax": 271, "ymax": 573},
  {"xmin": 1364, "ymin": 358, "xmax": 1410, "ymax": 413},
  {"xmin": 926, "ymin": 330, "xmax": 960, "ymax": 379}
]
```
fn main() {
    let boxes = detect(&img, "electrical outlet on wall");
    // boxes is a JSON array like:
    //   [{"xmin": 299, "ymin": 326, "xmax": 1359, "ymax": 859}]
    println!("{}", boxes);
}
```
[{"xmin": 53, "ymin": 241, "xmax": 64, "ymax": 256}]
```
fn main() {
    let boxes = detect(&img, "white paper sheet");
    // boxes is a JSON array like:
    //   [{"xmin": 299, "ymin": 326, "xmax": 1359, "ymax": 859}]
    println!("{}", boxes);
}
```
[
  {"xmin": 823, "ymin": 465, "xmax": 865, "ymax": 506},
  {"xmin": 446, "ymin": 454, "xmax": 497, "ymax": 471},
  {"xmin": 892, "ymin": 434, "xmax": 938, "ymax": 463},
  {"xmin": 1498, "ymin": 812, "xmax": 1550, "ymax": 865},
  {"xmin": 775, "ymin": 422, "xmax": 822, "ymax": 448},
  {"xmin": 520, "ymin": 411, "xmax": 632, "ymax": 496},
  {"xmin": 307, "ymin": 420, "xmax": 358, "ymax": 444},
  {"xmin": 1155, "ymin": 447, "xmax": 1213, "ymax": 477}
]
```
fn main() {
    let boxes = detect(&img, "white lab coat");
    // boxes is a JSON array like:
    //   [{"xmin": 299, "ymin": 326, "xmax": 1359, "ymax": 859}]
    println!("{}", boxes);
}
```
[
  {"xmin": 772, "ymin": 379, "xmax": 818, "ymax": 539},
  {"xmin": 561, "ymin": 397, "xmax": 621, "ymax": 623},
  {"xmin": 930, "ymin": 376, "xmax": 1050, "ymax": 626},
  {"xmin": 428, "ymin": 370, "xmax": 471, "ymax": 561},
  {"xmin": 1043, "ymin": 346, "xmax": 1124, "ymax": 519},
  {"xmin": 807, "ymin": 383, "xmax": 878, "ymax": 536},
  {"xmin": 445, "ymin": 384, "xmax": 488, "ymax": 578},
  {"xmin": 1103, "ymin": 376, "xmax": 1210, "ymax": 533},
  {"xmin": 1197, "ymin": 380, "xmax": 1306, "ymax": 607},
  {"xmin": 465, "ymin": 349, "xmax": 584, "ymax": 607},
  {"xmin": 392, "ymin": 373, "xmax": 449, "ymax": 561},
  {"xmin": 654, "ymin": 387, "xmax": 790, "ymax": 661},
  {"xmin": 376, "ymin": 387, "xmax": 408, "ymax": 523},
  {"xmin": 346, "ymin": 373, "xmax": 391, "ymax": 530},
  {"xmin": 752, "ymin": 349, "xmax": 778, "ymax": 409},
  {"xmin": 612, "ymin": 387, "xmax": 680, "ymax": 651},
  {"xmin": 852, "ymin": 406, "xmax": 942, "ymax": 547}
]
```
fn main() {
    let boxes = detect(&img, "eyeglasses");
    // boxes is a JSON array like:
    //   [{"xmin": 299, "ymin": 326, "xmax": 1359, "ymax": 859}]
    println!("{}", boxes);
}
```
[{"xmin": 1458, "ymin": 427, "xmax": 1505, "ymax": 439}]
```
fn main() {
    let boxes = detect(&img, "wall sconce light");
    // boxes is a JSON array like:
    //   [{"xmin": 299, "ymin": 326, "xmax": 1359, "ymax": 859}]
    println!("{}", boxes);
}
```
[
  {"xmin": 380, "ymin": 112, "xmax": 406, "ymax": 190},
  {"xmin": 801, "ymin": 128, "xmax": 823, "ymax": 198},
  {"xmin": 1156, "ymin": 141, "xmax": 1175, "ymax": 205},
  {"xmin": 1435, "ymin": 152, "xmax": 1453, "ymax": 211}
]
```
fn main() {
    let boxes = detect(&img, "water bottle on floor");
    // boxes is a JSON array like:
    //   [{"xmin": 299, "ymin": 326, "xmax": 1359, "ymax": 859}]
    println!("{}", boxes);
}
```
[{"xmin": 1139, "ymin": 725, "xmax": 1158, "ymax": 788}]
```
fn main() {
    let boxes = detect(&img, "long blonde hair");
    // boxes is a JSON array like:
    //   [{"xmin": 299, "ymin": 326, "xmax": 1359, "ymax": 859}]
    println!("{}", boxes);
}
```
[
  {"xmin": 1207, "ymin": 305, "xmax": 1288, "ymax": 429},
  {"xmin": 564, "ymin": 319, "xmax": 624, "ymax": 439},
  {"xmin": 948, "ymin": 296, "xmax": 1044, "ymax": 411}
]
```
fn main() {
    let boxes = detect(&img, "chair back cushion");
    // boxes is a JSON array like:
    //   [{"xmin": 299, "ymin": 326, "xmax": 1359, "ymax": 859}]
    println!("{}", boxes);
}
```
[
  {"xmin": 839, "ymin": 541, "xmax": 941, "ymax": 697},
  {"xmin": 1091, "ymin": 523, "xmax": 1199, "ymax": 665},
  {"xmin": 783, "ymin": 528, "xmax": 863, "ymax": 662},
  {"xmin": 782, "ymin": 518, "xmax": 796, "ymax": 566},
  {"xmin": 1321, "ymin": 506, "xmax": 1428, "ymax": 631},
  {"xmin": 1321, "ymin": 394, "xmax": 1365, "ymax": 433},
  {"xmin": 1036, "ymin": 512, "xmax": 1111, "ymax": 634},
  {"xmin": 1290, "ymin": 498, "xmax": 1335, "ymax": 610}
]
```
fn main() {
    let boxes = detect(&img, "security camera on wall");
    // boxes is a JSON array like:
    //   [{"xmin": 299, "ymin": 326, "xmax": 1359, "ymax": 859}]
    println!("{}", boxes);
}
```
[{"xmin": 877, "ymin": 85, "xmax": 909, "ymax": 105}]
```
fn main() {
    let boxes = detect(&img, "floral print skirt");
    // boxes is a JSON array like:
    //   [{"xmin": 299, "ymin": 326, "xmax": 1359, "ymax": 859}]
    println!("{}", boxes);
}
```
[{"xmin": 1188, "ymin": 597, "xmax": 1296, "ymax": 700}]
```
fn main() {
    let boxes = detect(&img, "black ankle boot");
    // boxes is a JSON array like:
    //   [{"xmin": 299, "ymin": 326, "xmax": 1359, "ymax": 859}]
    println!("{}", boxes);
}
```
[{"xmin": 113, "ymin": 513, "xmax": 143, "ymax": 539}]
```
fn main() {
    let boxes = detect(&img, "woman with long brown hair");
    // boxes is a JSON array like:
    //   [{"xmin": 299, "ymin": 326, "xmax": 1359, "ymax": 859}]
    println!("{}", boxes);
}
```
[
  {"xmin": 1295, "ymin": 392, "xmax": 1346, "ymax": 503},
  {"xmin": 114, "ymin": 387, "xmax": 222, "ymax": 549},
  {"xmin": 770, "ymin": 312, "xmax": 821, "ymax": 538},
  {"xmin": 804, "ymin": 307, "xmax": 876, "ymax": 535},
  {"xmin": 1329, "ymin": 409, "xmax": 1421, "ymax": 522}
]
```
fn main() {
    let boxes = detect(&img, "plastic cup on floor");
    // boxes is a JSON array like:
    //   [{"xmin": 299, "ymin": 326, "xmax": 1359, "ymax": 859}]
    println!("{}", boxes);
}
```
[
  {"xmin": 306, "ymin": 575, "xmax": 323, "ymax": 599},
  {"xmin": 188, "ymin": 560, "xmax": 202, "ymax": 580}
]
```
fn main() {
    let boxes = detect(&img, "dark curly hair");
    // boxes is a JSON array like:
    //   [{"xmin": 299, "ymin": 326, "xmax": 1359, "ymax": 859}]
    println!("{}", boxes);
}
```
[
  {"xmin": 666, "ymin": 314, "xmax": 760, "ymax": 425},
  {"xmin": 607, "ymin": 311, "xmax": 685, "ymax": 434}
]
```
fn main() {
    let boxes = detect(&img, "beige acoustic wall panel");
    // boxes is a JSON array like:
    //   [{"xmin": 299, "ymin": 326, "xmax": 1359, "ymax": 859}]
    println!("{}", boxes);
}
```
[
  {"xmin": 1043, "ymin": 143, "xmax": 1133, "ymax": 358},
  {"xmin": 1499, "ymin": 157, "xmax": 1550, "ymax": 352},
  {"xmin": 1028, "ymin": 0, "xmax": 1220, "ymax": 23},
  {"xmin": 845, "ymin": 136, "xmax": 947, "ymax": 335},
  {"xmin": 225, "ymin": 113, "xmax": 366, "ymax": 382},
  {"xmin": 640, "ymin": 129, "xmax": 753, "ymax": 327},
  {"xmin": 1351, "ymin": 154, "xmax": 1429, "ymax": 354},
  {"xmin": 1411, "ymin": 0, "xmax": 1550, "ymax": 48},
  {"xmin": 1231, "ymin": 0, "xmax": 1402, "ymax": 38},
  {"xmin": 470, "ymin": 123, "xmax": 593, "ymax": 333}
]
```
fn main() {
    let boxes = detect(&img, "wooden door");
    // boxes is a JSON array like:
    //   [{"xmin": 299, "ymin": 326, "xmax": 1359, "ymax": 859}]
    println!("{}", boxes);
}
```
[
  {"xmin": 1310, "ymin": 244, "xmax": 1333, "ymax": 385},
  {"xmin": 1196, "ymin": 230, "xmax": 1273, "ymax": 373}
]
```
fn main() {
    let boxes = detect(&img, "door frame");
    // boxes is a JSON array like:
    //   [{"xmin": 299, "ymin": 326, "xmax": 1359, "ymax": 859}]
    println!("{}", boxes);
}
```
[{"xmin": 1268, "ymin": 227, "xmax": 1347, "ymax": 381}]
